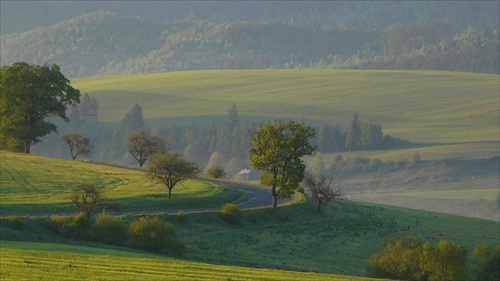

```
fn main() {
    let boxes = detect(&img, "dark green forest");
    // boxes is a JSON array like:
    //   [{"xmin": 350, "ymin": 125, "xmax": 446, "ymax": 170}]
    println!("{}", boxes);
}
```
[{"xmin": 1, "ymin": 5, "xmax": 499, "ymax": 77}]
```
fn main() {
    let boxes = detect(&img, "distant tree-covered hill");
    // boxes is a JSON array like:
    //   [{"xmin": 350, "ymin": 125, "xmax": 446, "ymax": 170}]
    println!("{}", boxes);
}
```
[
  {"xmin": 2, "ymin": 1, "xmax": 498, "ymax": 35},
  {"xmin": 1, "ymin": 11, "xmax": 498, "ymax": 77}
]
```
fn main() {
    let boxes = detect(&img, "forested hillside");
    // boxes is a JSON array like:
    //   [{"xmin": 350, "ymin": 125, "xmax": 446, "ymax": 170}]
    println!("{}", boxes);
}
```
[
  {"xmin": 1, "ymin": 8, "xmax": 498, "ymax": 77},
  {"xmin": 2, "ymin": 1, "xmax": 498, "ymax": 35}
]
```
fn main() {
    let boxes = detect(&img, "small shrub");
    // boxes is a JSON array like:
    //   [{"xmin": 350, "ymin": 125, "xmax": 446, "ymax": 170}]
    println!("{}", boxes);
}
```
[
  {"xmin": 220, "ymin": 203, "xmax": 242, "ymax": 225},
  {"xmin": 90, "ymin": 211, "xmax": 127, "ymax": 245},
  {"xmin": 7, "ymin": 216, "xmax": 23, "ymax": 230},
  {"xmin": 176, "ymin": 211, "xmax": 186, "ymax": 224},
  {"xmin": 206, "ymin": 164, "xmax": 227, "ymax": 179}
]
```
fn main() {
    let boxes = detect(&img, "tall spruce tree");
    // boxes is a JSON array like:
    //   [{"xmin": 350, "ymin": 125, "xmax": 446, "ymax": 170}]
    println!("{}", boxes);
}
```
[
  {"xmin": 122, "ymin": 102, "xmax": 145, "ymax": 131},
  {"xmin": 226, "ymin": 103, "xmax": 240, "ymax": 131},
  {"xmin": 345, "ymin": 112, "xmax": 361, "ymax": 151}
]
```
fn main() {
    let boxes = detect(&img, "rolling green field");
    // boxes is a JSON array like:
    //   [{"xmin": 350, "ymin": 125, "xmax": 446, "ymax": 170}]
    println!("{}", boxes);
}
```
[
  {"xmin": 72, "ymin": 69, "xmax": 499, "ymax": 143},
  {"xmin": 0, "ymin": 242, "xmax": 385, "ymax": 281},
  {"xmin": 1, "ymin": 69, "xmax": 498, "ymax": 279},
  {"xmin": 0, "ymin": 151, "xmax": 244, "ymax": 214}
]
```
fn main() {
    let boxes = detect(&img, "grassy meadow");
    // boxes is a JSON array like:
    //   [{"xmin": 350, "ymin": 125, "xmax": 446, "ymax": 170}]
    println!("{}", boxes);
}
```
[
  {"xmin": 0, "ymin": 151, "xmax": 244, "ymax": 214},
  {"xmin": 72, "ymin": 69, "xmax": 500, "ymax": 143},
  {"xmin": 1, "ymin": 199, "xmax": 498, "ymax": 278},
  {"xmin": 0, "ymin": 242, "xmax": 386, "ymax": 281}
]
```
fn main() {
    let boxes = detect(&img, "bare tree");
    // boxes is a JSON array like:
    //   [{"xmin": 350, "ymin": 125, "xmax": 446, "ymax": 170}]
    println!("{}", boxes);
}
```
[
  {"xmin": 128, "ymin": 130, "xmax": 168, "ymax": 167},
  {"xmin": 61, "ymin": 133, "xmax": 94, "ymax": 160},
  {"xmin": 303, "ymin": 172, "xmax": 344, "ymax": 213},
  {"xmin": 71, "ymin": 185, "xmax": 120, "ymax": 218}
]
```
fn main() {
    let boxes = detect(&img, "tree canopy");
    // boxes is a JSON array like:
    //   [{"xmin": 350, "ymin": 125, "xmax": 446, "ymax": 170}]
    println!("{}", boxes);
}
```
[
  {"xmin": 0, "ymin": 62, "xmax": 80, "ymax": 153},
  {"xmin": 145, "ymin": 152, "xmax": 201, "ymax": 198},
  {"xmin": 61, "ymin": 132, "xmax": 94, "ymax": 160},
  {"xmin": 127, "ymin": 130, "xmax": 168, "ymax": 167},
  {"xmin": 249, "ymin": 119, "xmax": 315, "ymax": 210}
]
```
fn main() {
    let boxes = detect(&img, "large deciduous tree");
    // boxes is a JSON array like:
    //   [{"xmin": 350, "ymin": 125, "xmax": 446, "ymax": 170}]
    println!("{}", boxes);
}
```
[
  {"xmin": 0, "ymin": 62, "xmax": 80, "ymax": 153},
  {"xmin": 145, "ymin": 152, "xmax": 201, "ymax": 198},
  {"xmin": 128, "ymin": 130, "xmax": 168, "ymax": 167},
  {"xmin": 61, "ymin": 132, "xmax": 94, "ymax": 160},
  {"xmin": 249, "ymin": 119, "xmax": 315, "ymax": 211}
]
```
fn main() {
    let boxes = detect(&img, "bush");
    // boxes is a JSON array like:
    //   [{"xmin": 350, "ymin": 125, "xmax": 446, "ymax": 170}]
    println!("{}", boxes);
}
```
[
  {"xmin": 45, "ymin": 213, "xmax": 90, "ymax": 240},
  {"xmin": 176, "ymin": 211, "xmax": 186, "ymax": 224},
  {"xmin": 220, "ymin": 203, "xmax": 242, "ymax": 225},
  {"xmin": 206, "ymin": 164, "xmax": 227, "ymax": 179},
  {"xmin": 90, "ymin": 211, "xmax": 127, "ymax": 245},
  {"xmin": 367, "ymin": 236, "xmax": 468, "ymax": 281},
  {"xmin": 472, "ymin": 243, "xmax": 500, "ymax": 281},
  {"xmin": 128, "ymin": 216, "xmax": 183, "ymax": 254},
  {"xmin": 6, "ymin": 216, "xmax": 23, "ymax": 230}
]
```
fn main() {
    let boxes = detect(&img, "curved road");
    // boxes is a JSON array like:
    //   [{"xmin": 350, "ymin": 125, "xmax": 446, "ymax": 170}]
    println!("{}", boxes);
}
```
[{"xmin": 0, "ymin": 179, "xmax": 296, "ymax": 217}]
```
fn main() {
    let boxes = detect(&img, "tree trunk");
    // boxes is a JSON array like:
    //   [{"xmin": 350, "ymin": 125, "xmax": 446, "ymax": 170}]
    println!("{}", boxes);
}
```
[
  {"xmin": 168, "ymin": 187, "xmax": 172, "ymax": 198},
  {"xmin": 24, "ymin": 140, "xmax": 31, "ymax": 154},
  {"xmin": 316, "ymin": 199, "xmax": 323, "ymax": 213},
  {"xmin": 271, "ymin": 185, "xmax": 278, "ymax": 211}
]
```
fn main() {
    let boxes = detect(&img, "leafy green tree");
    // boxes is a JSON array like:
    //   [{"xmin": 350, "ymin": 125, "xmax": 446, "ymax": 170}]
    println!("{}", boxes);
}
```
[
  {"xmin": 206, "ymin": 164, "xmax": 227, "ymax": 179},
  {"xmin": 367, "ymin": 236, "xmax": 425, "ymax": 281},
  {"xmin": 249, "ymin": 119, "xmax": 315, "ymax": 211},
  {"xmin": 368, "ymin": 237, "xmax": 468, "ymax": 281},
  {"xmin": 472, "ymin": 243, "xmax": 500, "ymax": 281},
  {"xmin": 145, "ymin": 152, "xmax": 201, "ymax": 198},
  {"xmin": 61, "ymin": 132, "xmax": 94, "ymax": 160},
  {"xmin": 122, "ymin": 102, "xmax": 144, "ymax": 131},
  {"xmin": 420, "ymin": 240, "xmax": 468, "ymax": 281},
  {"xmin": 0, "ymin": 62, "xmax": 80, "ymax": 153},
  {"xmin": 127, "ymin": 130, "xmax": 168, "ymax": 167}
]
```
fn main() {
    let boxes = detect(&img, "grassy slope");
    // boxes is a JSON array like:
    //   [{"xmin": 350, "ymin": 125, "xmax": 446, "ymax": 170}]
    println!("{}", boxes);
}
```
[
  {"xmin": 0, "ymin": 151, "xmax": 244, "ymax": 214},
  {"xmin": 1, "ymin": 199, "xmax": 498, "ymax": 278},
  {"xmin": 172, "ymin": 200, "xmax": 499, "ymax": 276},
  {"xmin": 0, "ymin": 244, "xmax": 385, "ymax": 281},
  {"xmin": 72, "ymin": 69, "xmax": 499, "ymax": 143}
]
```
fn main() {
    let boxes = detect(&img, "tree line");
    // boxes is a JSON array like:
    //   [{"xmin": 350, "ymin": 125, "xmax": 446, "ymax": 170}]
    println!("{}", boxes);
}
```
[{"xmin": 31, "ymin": 100, "xmax": 408, "ymax": 178}]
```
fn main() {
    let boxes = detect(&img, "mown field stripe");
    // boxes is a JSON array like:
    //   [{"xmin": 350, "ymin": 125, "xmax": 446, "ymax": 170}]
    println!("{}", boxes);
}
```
[{"xmin": 0, "ymin": 247, "xmax": 385, "ymax": 281}]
